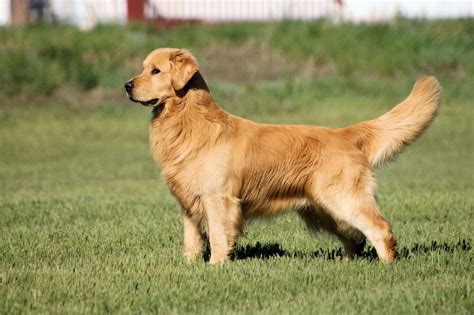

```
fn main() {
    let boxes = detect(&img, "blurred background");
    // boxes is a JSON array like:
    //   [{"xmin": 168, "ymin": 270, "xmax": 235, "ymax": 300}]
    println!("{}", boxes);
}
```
[
  {"xmin": 2, "ymin": 0, "xmax": 473, "ymax": 28},
  {"xmin": 0, "ymin": 0, "xmax": 472, "ymax": 108},
  {"xmin": 0, "ymin": 0, "xmax": 474, "ymax": 106}
]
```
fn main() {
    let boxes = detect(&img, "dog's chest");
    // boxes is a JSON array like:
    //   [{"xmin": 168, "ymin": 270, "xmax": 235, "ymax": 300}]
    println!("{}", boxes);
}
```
[{"xmin": 161, "ymin": 143, "xmax": 234, "ymax": 210}]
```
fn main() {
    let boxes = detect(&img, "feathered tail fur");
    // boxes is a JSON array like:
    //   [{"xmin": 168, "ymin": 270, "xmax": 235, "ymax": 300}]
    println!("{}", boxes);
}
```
[{"xmin": 339, "ymin": 76, "xmax": 443, "ymax": 168}]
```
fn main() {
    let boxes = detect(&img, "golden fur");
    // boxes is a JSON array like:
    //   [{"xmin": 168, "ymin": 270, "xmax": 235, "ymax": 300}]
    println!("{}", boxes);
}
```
[{"xmin": 125, "ymin": 48, "xmax": 442, "ymax": 264}]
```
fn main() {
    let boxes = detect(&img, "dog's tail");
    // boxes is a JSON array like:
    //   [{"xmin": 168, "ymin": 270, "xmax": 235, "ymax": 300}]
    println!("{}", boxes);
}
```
[{"xmin": 338, "ymin": 76, "xmax": 442, "ymax": 168}]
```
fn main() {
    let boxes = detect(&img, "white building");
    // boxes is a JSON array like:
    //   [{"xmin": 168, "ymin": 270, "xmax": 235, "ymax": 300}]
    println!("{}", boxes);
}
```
[
  {"xmin": 0, "ymin": 0, "xmax": 10, "ymax": 25},
  {"xmin": 0, "ymin": 0, "xmax": 127, "ymax": 29},
  {"xmin": 49, "ymin": 0, "xmax": 127, "ymax": 30},
  {"xmin": 0, "ymin": 0, "xmax": 472, "ymax": 27},
  {"xmin": 146, "ymin": 0, "xmax": 474, "ymax": 22}
]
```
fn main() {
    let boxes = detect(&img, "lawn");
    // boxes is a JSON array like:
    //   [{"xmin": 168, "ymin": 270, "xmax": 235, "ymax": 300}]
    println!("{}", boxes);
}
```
[{"xmin": 0, "ymin": 19, "xmax": 473, "ymax": 314}]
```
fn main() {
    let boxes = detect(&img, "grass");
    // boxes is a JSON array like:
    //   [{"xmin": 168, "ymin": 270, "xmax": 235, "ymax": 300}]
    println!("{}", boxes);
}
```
[{"xmin": 0, "ymin": 19, "xmax": 473, "ymax": 313}]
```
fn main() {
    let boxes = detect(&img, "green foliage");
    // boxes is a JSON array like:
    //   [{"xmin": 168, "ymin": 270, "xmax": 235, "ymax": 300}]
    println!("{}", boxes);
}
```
[
  {"xmin": 270, "ymin": 19, "xmax": 474, "ymax": 77},
  {"xmin": 0, "ymin": 51, "xmax": 61, "ymax": 96},
  {"xmin": 0, "ymin": 19, "xmax": 472, "ymax": 99}
]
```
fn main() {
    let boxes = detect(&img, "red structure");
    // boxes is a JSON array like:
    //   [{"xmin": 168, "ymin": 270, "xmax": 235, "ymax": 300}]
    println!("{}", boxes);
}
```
[
  {"xmin": 127, "ymin": 0, "xmax": 145, "ymax": 22},
  {"xmin": 11, "ymin": 0, "xmax": 30, "ymax": 25}
]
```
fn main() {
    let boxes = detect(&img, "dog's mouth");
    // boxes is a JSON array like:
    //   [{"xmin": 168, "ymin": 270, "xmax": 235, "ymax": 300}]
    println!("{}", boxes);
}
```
[
  {"xmin": 140, "ymin": 98, "xmax": 159, "ymax": 107},
  {"xmin": 128, "ymin": 95, "xmax": 160, "ymax": 107}
]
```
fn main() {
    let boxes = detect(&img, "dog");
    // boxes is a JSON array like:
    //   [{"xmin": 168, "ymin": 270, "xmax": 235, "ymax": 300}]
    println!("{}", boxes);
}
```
[{"xmin": 125, "ymin": 48, "xmax": 442, "ymax": 264}]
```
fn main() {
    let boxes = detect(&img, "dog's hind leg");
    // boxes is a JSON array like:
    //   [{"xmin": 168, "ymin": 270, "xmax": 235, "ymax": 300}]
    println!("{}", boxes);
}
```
[
  {"xmin": 204, "ymin": 195, "xmax": 243, "ymax": 265},
  {"xmin": 312, "ymin": 194, "xmax": 396, "ymax": 263},
  {"xmin": 298, "ymin": 205, "xmax": 366, "ymax": 259},
  {"xmin": 309, "ymin": 165, "xmax": 397, "ymax": 262}
]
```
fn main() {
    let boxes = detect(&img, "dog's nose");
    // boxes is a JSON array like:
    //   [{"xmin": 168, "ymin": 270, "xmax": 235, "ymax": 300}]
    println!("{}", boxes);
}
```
[{"xmin": 124, "ymin": 81, "xmax": 134, "ymax": 93}]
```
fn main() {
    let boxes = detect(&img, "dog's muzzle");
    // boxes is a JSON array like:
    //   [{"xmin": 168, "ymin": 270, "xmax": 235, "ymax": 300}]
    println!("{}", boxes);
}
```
[{"xmin": 124, "ymin": 80, "xmax": 160, "ymax": 107}]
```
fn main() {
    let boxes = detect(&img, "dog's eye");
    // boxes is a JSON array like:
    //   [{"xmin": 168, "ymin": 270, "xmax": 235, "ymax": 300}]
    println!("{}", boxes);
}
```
[{"xmin": 151, "ymin": 68, "xmax": 161, "ymax": 75}]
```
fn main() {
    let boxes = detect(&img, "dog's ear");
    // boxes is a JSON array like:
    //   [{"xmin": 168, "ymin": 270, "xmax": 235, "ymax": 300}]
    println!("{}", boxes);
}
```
[{"xmin": 170, "ymin": 49, "xmax": 199, "ymax": 91}]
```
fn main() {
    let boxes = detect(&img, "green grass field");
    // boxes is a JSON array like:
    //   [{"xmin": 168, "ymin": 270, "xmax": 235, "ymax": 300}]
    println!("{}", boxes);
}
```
[{"xmin": 1, "ymin": 20, "xmax": 473, "ymax": 313}]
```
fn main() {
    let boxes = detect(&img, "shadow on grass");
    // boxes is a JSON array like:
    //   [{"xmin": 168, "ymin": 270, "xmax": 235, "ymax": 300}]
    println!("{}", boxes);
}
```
[{"xmin": 229, "ymin": 239, "xmax": 472, "ymax": 261}]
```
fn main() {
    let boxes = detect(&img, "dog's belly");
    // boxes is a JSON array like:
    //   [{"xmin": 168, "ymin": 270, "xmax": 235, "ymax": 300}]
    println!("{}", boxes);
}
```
[
  {"xmin": 238, "ymin": 158, "xmax": 315, "ymax": 218},
  {"xmin": 242, "ymin": 196, "xmax": 311, "ymax": 218}
]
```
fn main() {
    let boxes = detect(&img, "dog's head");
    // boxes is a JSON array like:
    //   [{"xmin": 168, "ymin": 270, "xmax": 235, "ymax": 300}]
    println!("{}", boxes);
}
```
[{"xmin": 124, "ymin": 48, "xmax": 199, "ymax": 107}]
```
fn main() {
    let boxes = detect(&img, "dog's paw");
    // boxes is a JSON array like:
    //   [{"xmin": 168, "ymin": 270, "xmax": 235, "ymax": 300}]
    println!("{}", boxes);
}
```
[{"xmin": 209, "ymin": 254, "xmax": 229, "ymax": 265}]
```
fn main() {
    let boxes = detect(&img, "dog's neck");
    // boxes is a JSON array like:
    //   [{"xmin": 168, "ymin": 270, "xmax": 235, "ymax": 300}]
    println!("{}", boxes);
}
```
[
  {"xmin": 150, "ymin": 72, "xmax": 230, "ymax": 167},
  {"xmin": 180, "ymin": 71, "xmax": 211, "ymax": 98},
  {"xmin": 152, "ymin": 72, "xmax": 225, "ymax": 121},
  {"xmin": 178, "ymin": 72, "xmax": 215, "ymax": 110}
]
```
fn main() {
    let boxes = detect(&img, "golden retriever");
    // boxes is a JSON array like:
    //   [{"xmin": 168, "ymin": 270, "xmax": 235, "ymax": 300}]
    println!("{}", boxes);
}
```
[{"xmin": 125, "ymin": 48, "xmax": 442, "ymax": 264}]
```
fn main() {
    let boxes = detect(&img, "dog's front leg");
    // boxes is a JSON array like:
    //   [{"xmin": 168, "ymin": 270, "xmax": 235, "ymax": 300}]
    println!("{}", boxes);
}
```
[
  {"xmin": 204, "ymin": 195, "xmax": 242, "ymax": 265},
  {"xmin": 182, "ymin": 213, "xmax": 205, "ymax": 263}
]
